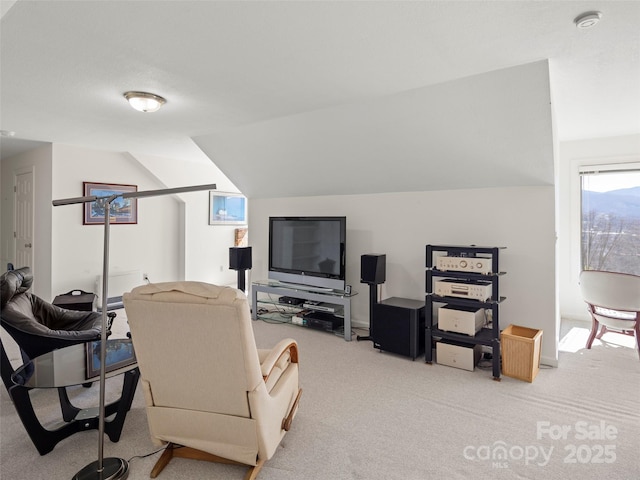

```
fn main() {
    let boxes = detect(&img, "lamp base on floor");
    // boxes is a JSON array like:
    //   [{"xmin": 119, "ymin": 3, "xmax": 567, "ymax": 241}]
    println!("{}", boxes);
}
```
[{"xmin": 72, "ymin": 457, "xmax": 129, "ymax": 480}]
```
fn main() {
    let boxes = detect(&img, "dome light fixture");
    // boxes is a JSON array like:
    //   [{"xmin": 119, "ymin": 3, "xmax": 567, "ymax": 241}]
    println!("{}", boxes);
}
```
[
  {"xmin": 123, "ymin": 91, "xmax": 166, "ymax": 112},
  {"xmin": 574, "ymin": 11, "xmax": 602, "ymax": 29}
]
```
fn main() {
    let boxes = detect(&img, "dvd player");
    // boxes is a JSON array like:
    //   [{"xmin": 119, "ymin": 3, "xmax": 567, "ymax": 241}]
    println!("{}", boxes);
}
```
[
  {"xmin": 302, "ymin": 301, "xmax": 336, "ymax": 313},
  {"xmin": 434, "ymin": 279, "xmax": 492, "ymax": 301},
  {"xmin": 302, "ymin": 311, "xmax": 343, "ymax": 332}
]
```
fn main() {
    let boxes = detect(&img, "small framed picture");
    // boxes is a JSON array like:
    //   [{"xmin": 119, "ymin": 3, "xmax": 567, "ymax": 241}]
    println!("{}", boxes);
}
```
[
  {"xmin": 209, "ymin": 192, "xmax": 247, "ymax": 225},
  {"xmin": 83, "ymin": 182, "xmax": 138, "ymax": 225},
  {"xmin": 85, "ymin": 339, "xmax": 137, "ymax": 379}
]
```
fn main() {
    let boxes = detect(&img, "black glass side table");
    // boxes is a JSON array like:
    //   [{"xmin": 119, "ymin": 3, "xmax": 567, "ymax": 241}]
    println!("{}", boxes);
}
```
[{"xmin": 2, "ymin": 338, "xmax": 139, "ymax": 455}]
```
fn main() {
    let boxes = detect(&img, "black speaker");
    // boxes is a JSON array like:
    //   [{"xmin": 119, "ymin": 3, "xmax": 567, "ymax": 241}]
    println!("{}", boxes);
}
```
[
  {"xmin": 229, "ymin": 247, "xmax": 252, "ymax": 270},
  {"xmin": 361, "ymin": 254, "xmax": 386, "ymax": 284}
]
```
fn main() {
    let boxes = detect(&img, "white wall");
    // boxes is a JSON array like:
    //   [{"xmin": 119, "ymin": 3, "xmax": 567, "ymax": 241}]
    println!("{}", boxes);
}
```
[
  {"xmin": 50, "ymin": 145, "xmax": 182, "ymax": 297},
  {"xmin": 249, "ymin": 186, "xmax": 558, "ymax": 365},
  {"xmin": 129, "ymin": 152, "xmax": 243, "ymax": 285},
  {"xmin": 558, "ymin": 134, "xmax": 640, "ymax": 321}
]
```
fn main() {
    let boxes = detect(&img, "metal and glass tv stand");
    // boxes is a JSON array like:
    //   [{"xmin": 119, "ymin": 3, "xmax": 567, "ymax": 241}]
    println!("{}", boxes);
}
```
[{"xmin": 251, "ymin": 281, "xmax": 356, "ymax": 341}]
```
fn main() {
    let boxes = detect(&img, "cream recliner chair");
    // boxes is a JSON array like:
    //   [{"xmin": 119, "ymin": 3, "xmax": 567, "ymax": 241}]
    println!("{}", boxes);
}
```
[{"xmin": 123, "ymin": 282, "xmax": 302, "ymax": 479}]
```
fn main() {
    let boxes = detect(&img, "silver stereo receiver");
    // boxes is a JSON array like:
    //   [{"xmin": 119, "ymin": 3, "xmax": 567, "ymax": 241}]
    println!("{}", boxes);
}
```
[
  {"xmin": 434, "ymin": 279, "xmax": 492, "ymax": 301},
  {"xmin": 436, "ymin": 256, "xmax": 493, "ymax": 274}
]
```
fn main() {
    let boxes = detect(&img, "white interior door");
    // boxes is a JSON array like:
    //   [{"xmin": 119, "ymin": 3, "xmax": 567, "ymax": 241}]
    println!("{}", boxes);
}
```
[{"xmin": 14, "ymin": 169, "xmax": 35, "ymax": 271}]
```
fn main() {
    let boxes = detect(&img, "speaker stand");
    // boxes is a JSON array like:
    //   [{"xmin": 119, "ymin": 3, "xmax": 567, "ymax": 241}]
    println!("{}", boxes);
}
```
[
  {"xmin": 236, "ymin": 269, "xmax": 247, "ymax": 293},
  {"xmin": 356, "ymin": 283, "xmax": 378, "ymax": 342}
]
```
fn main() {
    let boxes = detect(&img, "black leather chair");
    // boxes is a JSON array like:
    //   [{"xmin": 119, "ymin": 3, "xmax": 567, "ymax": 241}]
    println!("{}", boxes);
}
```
[
  {"xmin": 1, "ymin": 267, "xmax": 106, "ymax": 360},
  {"xmin": 0, "ymin": 267, "xmax": 138, "ymax": 454}
]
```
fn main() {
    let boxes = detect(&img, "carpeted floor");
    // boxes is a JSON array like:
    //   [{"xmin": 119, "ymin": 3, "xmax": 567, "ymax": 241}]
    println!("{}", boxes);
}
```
[{"xmin": 1, "ymin": 313, "xmax": 639, "ymax": 480}]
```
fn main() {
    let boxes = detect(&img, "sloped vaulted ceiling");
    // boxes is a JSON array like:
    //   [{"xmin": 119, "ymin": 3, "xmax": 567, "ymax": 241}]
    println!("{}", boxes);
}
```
[
  {"xmin": 2, "ymin": 1, "xmax": 637, "ymax": 191},
  {"xmin": 194, "ymin": 60, "xmax": 555, "ymax": 198}
]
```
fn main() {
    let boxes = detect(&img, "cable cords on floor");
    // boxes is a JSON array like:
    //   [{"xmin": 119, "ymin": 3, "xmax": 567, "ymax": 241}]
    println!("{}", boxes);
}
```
[{"xmin": 126, "ymin": 446, "xmax": 166, "ymax": 463}]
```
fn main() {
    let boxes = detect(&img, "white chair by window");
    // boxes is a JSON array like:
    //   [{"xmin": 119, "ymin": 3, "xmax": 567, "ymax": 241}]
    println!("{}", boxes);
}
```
[{"xmin": 579, "ymin": 270, "xmax": 640, "ymax": 359}]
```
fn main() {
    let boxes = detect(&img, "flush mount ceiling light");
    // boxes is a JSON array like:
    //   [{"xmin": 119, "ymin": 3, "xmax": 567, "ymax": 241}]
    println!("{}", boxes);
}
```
[
  {"xmin": 574, "ymin": 11, "xmax": 602, "ymax": 29},
  {"xmin": 123, "ymin": 91, "xmax": 166, "ymax": 112}
]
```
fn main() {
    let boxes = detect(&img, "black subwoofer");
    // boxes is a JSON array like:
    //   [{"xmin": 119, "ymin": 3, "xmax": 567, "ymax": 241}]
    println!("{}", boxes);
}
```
[{"xmin": 373, "ymin": 297, "xmax": 425, "ymax": 360}]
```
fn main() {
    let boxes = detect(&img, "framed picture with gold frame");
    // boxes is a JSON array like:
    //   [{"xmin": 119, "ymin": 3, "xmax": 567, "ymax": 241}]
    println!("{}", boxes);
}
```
[{"xmin": 83, "ymin": 182, "xmax": 138, "ymax": 225}]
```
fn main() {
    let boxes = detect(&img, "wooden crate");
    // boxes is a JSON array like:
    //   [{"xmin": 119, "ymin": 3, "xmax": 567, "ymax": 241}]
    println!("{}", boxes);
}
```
[{"xmin": 501, "ymin": 324, "xmax": 543, "ymax": 382}]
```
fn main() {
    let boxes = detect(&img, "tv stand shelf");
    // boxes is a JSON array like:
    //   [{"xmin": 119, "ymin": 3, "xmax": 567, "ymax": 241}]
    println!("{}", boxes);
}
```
[{"xmin": 251, "ymin": 281, "xmax": 356, "ymax": 341}]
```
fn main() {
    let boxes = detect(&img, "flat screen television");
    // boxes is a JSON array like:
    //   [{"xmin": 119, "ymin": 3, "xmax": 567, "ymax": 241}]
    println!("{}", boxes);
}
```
[{"xmin": 269, "ymin": 216, "xmax": 346, "ymax": 291}]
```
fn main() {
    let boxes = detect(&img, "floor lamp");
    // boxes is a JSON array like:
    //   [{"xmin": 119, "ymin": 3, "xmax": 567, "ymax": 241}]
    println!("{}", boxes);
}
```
[{"xmin": 53, "ymin": 183, "xmax": 216, "ymax": 480}]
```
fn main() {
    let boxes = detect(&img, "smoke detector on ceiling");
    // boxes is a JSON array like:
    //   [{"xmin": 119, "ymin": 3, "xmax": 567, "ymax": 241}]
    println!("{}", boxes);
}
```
[{"xmin": 574, "ymin": 11, "xmax": 602, "ymax": 29}]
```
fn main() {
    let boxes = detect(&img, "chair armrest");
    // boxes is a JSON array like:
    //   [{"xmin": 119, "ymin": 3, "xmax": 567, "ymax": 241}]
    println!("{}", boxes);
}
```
[
  {"xmin": 261, "ymin": 339, "xmax": 298, "ymax": 383},
  {"xmin": 281, "ymin": 388, "xmax": 302, "ymax": 431}
]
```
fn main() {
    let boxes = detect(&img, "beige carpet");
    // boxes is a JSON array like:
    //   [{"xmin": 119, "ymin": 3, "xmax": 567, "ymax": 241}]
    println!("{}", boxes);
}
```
[{"xmin": 1, "ymin": 314, "xmax": 639, "ymax": 480}]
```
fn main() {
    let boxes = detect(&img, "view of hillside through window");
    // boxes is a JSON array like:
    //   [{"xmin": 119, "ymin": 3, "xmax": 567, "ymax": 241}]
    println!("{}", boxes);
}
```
[{"xmin": 581, "ymin": 169, "xmax": 640, "ymax": 275}]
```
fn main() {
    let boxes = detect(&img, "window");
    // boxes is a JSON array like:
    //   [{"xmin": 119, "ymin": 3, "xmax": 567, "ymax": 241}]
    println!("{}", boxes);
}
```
[{"xmin": 580, "ymin": 168, "xmax": 640, "ymax": 275}]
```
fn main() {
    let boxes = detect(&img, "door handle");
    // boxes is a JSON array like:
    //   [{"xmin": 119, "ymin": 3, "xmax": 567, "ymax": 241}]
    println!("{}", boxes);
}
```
[{"xmin": 25, "ymin": 243, "xmax": 32, "ymax": 248}]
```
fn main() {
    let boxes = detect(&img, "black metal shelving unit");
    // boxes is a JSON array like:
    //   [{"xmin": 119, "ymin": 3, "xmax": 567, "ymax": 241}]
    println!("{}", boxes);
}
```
[{"xmin": 425, "ymin": 245, "xmax": 506, "ymax": 380}]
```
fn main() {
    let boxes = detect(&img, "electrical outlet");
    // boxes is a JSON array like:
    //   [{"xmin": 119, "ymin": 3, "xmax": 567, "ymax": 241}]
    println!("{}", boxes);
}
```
[{"xmin": 143, "ymin": 273, "xmax": 149, "ymax": 281}]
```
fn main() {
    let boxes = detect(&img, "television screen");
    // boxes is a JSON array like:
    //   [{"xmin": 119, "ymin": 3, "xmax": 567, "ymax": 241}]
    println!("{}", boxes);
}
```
[{"xmin": 269, "ymin": 216, "xmax": 346, "ymax": 291}]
